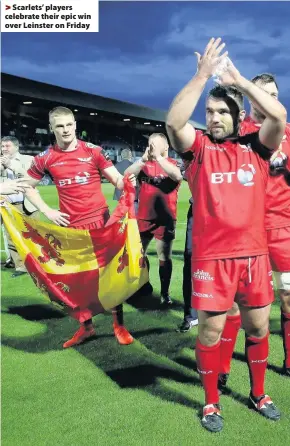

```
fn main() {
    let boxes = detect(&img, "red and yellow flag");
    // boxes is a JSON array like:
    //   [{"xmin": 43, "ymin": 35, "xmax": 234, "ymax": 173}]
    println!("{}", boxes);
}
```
[{"xmin": 0, "ymin": 180, "xmax": 148, "ymax": 322}]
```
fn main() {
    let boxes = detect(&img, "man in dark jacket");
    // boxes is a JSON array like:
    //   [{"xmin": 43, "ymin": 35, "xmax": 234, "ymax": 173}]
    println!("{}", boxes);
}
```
[{"xmin": 113, "ymin": 149, "xmax": 133, "ymax": 201}]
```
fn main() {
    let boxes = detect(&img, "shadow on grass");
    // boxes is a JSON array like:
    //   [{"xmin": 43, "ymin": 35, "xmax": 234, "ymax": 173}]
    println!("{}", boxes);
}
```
[
  {"xmin": 127, "ymin": 289, "xmax": 184, "ymax": 313},
  {"xmin": 106, "ymin": 364, "xmax": 203, "ymax": 412},
  {"xmin": 3, "ymin": 304, "xmax": 65, "ymax": 321},
  {"xmin": 174, "ymin": 355, "xmax": 250, "ymax": 408},
  {"xmin": 1, "ymin": 298, "xmax": 204, "ymax": 412}
]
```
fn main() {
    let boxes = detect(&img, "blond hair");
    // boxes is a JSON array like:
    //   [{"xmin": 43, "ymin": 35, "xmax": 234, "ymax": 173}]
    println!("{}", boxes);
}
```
[
  {"xmin": 49, "ymin": 106, "xmax": 75, "ymax": 123},
  {"xmin": 149, "ymin": 133, "xmax": 168, "ymax": 144}
]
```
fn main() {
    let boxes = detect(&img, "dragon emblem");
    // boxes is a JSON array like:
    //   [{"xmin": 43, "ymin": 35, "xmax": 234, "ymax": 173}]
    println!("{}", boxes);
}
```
[
  {"xmin": 118, "ymin": 217, "xmax": 127, "ymax": 234},
  {"xmin": 117, "ymin": 245, "xmax": 129, "ymax": 273},
  {"xmin": 56, "ymin": 282, "xmax": 70, "ymax": 292},
  {"xmin": 31, "ymin": 273, "xmax": 49, "ymax": 297},
  {"xmin": 22, "ymin": 222, "xmax": 65, "ymax": 266}
]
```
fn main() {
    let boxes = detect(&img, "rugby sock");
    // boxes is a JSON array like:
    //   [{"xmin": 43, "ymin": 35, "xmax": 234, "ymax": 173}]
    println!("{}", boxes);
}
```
[
  {"xmin": 281, "ymin": 311, "xmax": 290, "ymax": 368},
  {"xmin": 112, "ymin": 304, "xmax": 124, "ymax": 326},
  {"xmin": 159, "ymin": 259, "xmax": 172, "ymax": 296},
  {"xmin": 196, "ymin": 338, "xmax": 220, "ymax": 405},
  {"xmin": 246, "ymin": 333, "xmax": 269, "ymax": 398},
  {"xmin": 220, "ymin": 314, "xmax": 241, "ymax": 374}
]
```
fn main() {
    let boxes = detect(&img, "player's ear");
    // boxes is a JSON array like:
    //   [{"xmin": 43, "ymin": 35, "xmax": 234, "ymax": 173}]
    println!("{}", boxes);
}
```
[{"xmin": 239, "ymin": 109, "xmax": 246, "ymax": 122}]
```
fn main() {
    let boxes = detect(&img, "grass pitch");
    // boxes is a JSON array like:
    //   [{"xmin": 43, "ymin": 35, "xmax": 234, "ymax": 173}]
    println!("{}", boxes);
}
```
[{"xmin": 1, "ymin": 182, "xmax": 289, "ymax": 445}]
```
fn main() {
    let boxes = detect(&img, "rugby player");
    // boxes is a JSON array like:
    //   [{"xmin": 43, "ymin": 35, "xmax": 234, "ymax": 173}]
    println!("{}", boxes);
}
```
[
  {"xmin": 219, "ymin": 74, "xmax": 290, "ymax": 392},
  {"xmin": 166, "ymin": 38, "xmax": 286, "ymax": 432},
  {"xmin": 125, "ymin": 133, "xmax": 182, "ymax": 305},
  {"xmin": 22, "ymin": 106, "xmax": 135, "ymax": 348}
]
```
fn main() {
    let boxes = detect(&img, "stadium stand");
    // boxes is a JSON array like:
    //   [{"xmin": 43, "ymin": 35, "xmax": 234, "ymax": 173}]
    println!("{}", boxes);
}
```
[{"xmin": 1, "ymin": 73, "xmax": 205, "ymax": 161}]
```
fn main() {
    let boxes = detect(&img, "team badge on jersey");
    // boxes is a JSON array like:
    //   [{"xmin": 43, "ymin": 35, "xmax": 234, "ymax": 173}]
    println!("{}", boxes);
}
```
[
  {"xmin": 237, "ymin": 164, "xmax": 256, "ymax": 186},
  {"xmin": 77, "ymin": 157, "xmax": 92, "ymax": 163}
]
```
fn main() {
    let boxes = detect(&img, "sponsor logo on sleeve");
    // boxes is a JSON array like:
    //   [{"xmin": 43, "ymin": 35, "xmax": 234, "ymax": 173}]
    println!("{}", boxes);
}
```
[
  {"xmin": 39, "ymin": 149, "xmax": 49, "ymax": 157},
  {"xmin": 100, "ymin": 149, "xmax": 111, "ymax": 161}
]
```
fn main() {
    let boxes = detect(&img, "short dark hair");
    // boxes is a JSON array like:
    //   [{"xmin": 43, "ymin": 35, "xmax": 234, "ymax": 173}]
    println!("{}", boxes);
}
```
[
  {"xmin": 1, "ymin": 136, "xmax": 19, "ymax": 148},
  {"xmin": 208, "ymin": 85, "xmax": 244, "ymax": 111},
  {"xmin": 251, "ymin": 73, "xmax": 278, "ymax": 90}
]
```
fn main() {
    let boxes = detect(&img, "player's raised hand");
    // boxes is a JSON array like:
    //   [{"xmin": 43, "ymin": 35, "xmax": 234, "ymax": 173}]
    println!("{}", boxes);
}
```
[
  {"xmin": 215, "ymin": 57, "xmax": 242, "ymax": 87},
  {"xmin": 149, "ymin": 141, "xmax": 162, "ymax": 160},
  {"xmin": 141, "ymin": 147, "xmax": 150, "ymax": 162},
  {"xmin": 43, "ymin": 208, "xmax": 70, "ymax": 226},
  {"xmin": 195, "ymin": 37, "xmax": 228, "ymax": 79}
]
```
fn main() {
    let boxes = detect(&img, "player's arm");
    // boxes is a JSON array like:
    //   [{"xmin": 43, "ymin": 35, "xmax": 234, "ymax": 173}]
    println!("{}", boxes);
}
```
[
  {"xmin": 0, "ymin": 180, "xmax": 32, "ymax": 195},
  {"xmin": 239, "ymin": 79, "xmax": 286, "ymax": 151},
  {"xmin": 150, "ymin": 142, "xmax": 182, "ymax": 182},
  {"xmin": 156, "ymin": 157, "xmax": 183, "ymax": 182},
  {"xmin": 102, "ymin": 165, "xmax": 124, "ymax": 190},
  {"xmin": 19, "ymin": 156, "xmax": 70, "ymax": 226},
  {"xmin": 166, "ymin": 37, "xmax": 228, "ymax": 152},
  {"xmin": 217, "ymin": 59, "xmax": 287, "ymax": 151},
  {"xmin": 124, "ymin": 147, "xmax": 150, "ymax": 176},
  {"xmin": 21, "ymin": 178, "xmax": 70, "ymax": 226}
]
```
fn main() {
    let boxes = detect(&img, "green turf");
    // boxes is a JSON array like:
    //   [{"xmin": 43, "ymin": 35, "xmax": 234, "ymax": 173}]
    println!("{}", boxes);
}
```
[{"xmin": 1, "ymin": 183, "xmax": 289, "ymax": 446}]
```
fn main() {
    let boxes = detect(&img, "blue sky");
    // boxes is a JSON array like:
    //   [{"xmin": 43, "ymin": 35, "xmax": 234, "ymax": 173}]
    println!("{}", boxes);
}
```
[{"xmin": 2, "ymin": 1, "xmax": 290, "ymax": 124}]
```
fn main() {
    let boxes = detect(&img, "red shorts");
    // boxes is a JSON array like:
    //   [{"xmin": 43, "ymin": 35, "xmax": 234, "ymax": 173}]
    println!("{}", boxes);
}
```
[
  {"xmin": 138, "ymin": 219, "xmax": 176, "ymax": 242},
  {"xmin": 69, "ymin": 209, "xmax": 110, "ymax": 230},
  {"xmin": 267, "ymin": 226, "xmax": 290, "ymax": 273},
  {"xmin": 191, "ymin": 255, "xmax": 274, "ymax": 312}
]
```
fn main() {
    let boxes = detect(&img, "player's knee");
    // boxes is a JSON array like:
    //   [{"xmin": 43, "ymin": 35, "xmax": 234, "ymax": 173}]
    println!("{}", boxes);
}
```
[
  {"xmin": 227, "ymin": 302, "xmax": 240, "ymax": 317},
  {"xmin": 245, "ymin": 322, "xmax": 269, "ymax": 339},
  {"xmin": 198, "ymin": 322, "xmax": 223, "ymax": 346}
]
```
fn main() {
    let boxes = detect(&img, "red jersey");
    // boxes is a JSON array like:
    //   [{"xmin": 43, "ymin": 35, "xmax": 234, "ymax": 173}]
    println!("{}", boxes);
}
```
[
  {"xmin": 183, "ymin": 131, "xmax": 271, "ymax": 260},
  {"xmin": 240, "ymin": 117, "xmax": 290, "ymax": 230},
  {"xmin": 27, "ymin": 140, "xmax": 113, "ymax": 226},
  {"xmin": 137, "ymin": 158, "xmax": 180, "ymax": 220}
]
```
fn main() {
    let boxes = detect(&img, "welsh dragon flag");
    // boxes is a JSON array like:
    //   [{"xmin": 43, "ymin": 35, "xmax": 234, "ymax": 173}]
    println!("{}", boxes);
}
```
[{"xmin": 0, "ymin": 179, "xmax": 148, "ymax": 322}]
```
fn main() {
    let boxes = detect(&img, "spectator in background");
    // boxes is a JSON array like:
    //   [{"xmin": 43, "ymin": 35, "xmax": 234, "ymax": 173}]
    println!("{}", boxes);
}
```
[
  {"xmin": 113, "ymin": 149, "xmax": 133, "ymax": 201},
  {"xmin": 0, "ymin": 136, "xmax": 39, "ymax": 277},
  {"xmin": 114, "ymin": 149, "xmax": 139, "ymax": 213}
]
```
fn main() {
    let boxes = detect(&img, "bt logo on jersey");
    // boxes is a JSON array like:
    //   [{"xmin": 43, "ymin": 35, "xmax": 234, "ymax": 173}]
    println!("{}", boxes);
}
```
[
  {"xmin": 237, "ymin": 164, "xmax": 256, "ymax": 186},
  {"xmin": 59, "ymin": 172, "xmax": 90, "ymax": 186},
  {"xmin": 211, "ymin": 172, "xmax": 235, "ymax": 184},
  {"xmin": 211, "ymin": 164, "xmax": 256, "ymax": 186}
]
